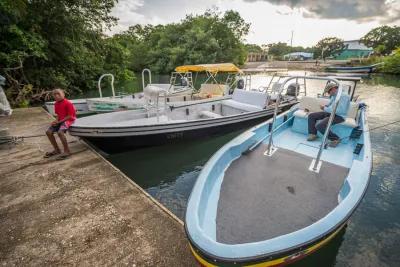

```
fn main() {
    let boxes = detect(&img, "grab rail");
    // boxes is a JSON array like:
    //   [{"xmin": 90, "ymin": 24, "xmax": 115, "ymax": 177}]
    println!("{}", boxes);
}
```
[
  {"xmin": 142, "ymin": 68, "xmax": 152, "ymax": 90},
  {"xmin": 98, "ymin": 74, "xmax": 115, "ymax": 98},
  {"xmin": 265, "ymin": 76, "xmax": 343, "ymax": 172}
]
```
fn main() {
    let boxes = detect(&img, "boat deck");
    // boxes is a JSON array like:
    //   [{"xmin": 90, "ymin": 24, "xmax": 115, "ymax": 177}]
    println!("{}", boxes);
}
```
[{"xmin": 216, "ymin": 144, "xmax": 349, "ymax": 244}]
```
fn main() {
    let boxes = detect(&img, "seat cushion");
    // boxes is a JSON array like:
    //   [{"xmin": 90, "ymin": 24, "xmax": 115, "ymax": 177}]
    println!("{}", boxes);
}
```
[
  {"xmin": 232, "ymin": 89, "xmax": 268, "ymax": 109},
  {"xmin": 293, "ymin": 109, "xmax": 309, "ymax": 118},
  {"xmin": 222, "ymin": 99, "xmax": 263, "ymax": 112},
  {"xmin": 293, "ymin": 110, "xmax": 357, "ymax": 127},
  {"xmin": 346, "ymin": 102, "xmax": 359, "ymax": 120},
  {"xmin": 198, "ymin": 84, "xmax": 227, "ymax": 97}
]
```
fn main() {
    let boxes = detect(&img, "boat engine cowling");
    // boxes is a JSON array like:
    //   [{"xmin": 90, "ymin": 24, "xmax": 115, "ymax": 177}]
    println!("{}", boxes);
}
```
[{"xmin": 286, "ymin": 83, "xmax": 300, "ymax": 96}]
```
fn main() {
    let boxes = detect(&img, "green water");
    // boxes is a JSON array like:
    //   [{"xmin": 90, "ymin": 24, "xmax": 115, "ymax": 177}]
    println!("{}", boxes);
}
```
[{"xmin": 107, "ymin": 73, "xmax": 400, "ymax": 266}]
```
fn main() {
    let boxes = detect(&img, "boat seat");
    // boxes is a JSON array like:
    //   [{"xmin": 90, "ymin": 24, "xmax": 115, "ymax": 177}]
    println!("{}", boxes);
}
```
[
  {"xmin": 221, "ymin": 89, "xmax": 267, "ymax": 114},
  {"xmin": 293, "ymin": 110, "xmax": 358, "ymax": 128},
  {"xmin": 200, "ymin": 110, "xmax": 223, "ymax": 119},
  {"xmin": 292, "ymin": 96, "xmax": 360, "ymax": 143},
  {"xmin": 193, "ymin": 84, "xmax": 227, "ymax": 99}
]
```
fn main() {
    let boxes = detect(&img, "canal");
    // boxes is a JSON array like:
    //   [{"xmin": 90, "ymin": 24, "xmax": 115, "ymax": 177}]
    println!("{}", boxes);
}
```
[{"xmin": 105, "ymin": 73, "xmax": 400, "ymax": 266}]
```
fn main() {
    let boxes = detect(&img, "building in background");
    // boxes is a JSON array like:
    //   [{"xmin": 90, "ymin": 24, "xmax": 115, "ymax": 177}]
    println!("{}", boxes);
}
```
[
  {"xmin": 246, "ymin": 52, "xmax": 268, "ymax": 62},
  {"xmin": 335, "ymin": 40, "xmax": 373, "ymax": 60},
  {"xmin": 283, "ymin": 52, "xmax": 314, "ymax": 61}
]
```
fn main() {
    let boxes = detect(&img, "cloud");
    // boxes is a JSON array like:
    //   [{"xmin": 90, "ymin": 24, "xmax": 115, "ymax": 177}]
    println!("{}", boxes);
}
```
[
  {"xmin": 244, "ymin": 0, "xmax": 400, "ymax": 23},
  {"xmin": 108, "ymin": 0, "xmax": 147, "ymax": 34},
  {"xmin": 108, "ymin": 0, "xmax": 220, "ymax": 34}
]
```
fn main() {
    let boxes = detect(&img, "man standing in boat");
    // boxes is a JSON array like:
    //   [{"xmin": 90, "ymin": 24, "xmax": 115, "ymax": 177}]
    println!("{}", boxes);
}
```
[
  {"xmin": 307, "ymin": 83, "xmax": 350, "ymax": 147},
  {"xmin": 44, "ymin": 88, "xmax": 76, "ymax": 160}
]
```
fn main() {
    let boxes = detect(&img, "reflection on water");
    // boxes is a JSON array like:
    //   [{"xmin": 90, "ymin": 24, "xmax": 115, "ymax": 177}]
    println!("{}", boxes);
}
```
[
  {"xmin": 108, "ymin": 130, "xmax": 243, "ymax": 219},
  {"xmin": 107, "ymin": 74, "xmax": 400, "ymax": 266}
]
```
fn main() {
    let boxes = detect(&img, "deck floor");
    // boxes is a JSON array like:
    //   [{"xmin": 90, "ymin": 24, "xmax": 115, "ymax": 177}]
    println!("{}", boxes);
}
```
[
  {"xmin": 0, "ymin": 108, "xmax": 194, "ymax": 266},
  {"xmin": 216, "ymin": 144, "xmax": 349, "ymax": 244}
]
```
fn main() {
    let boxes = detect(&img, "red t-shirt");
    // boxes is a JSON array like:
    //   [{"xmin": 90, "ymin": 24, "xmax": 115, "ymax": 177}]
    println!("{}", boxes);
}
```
[{"xmin": 54, "ymin": 98, "xmax": 76, "ymax": 127}]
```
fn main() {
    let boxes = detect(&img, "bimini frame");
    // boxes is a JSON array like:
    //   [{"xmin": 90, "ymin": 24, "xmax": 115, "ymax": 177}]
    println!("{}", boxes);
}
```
[{"xmin": 175, "ymin": 63, "xmax": 244, "ymax": 92}]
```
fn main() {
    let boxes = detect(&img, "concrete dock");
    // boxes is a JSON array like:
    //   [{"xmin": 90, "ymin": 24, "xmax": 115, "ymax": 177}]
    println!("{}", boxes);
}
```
[{"xmin": 0, "ymin": 108, "xmax": 195, "ymax": 266}]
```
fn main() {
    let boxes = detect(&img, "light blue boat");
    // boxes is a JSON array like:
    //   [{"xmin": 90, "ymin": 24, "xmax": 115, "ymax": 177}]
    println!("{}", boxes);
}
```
[
  {"xmin": 326, "ymin": 63, "xmax": 383, "ymax": 73},
  {"xmin": 185, "ymin": 76, "xmax": 372, "ymax": 266}
]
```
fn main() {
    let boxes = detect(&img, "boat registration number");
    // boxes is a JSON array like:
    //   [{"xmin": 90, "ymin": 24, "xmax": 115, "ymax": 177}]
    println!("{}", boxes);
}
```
[{"xmin": 166, "ymin": 132, "xmax": 184, "ymax": 139}]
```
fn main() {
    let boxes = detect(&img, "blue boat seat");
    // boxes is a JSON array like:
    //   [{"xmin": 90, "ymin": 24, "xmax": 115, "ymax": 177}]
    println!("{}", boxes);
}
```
[{"xmin": 292, "ymin": 96, "xmax": 359, "ymax": 142}]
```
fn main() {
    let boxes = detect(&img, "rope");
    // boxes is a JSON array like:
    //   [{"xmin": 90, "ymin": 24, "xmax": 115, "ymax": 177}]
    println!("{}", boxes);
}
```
[
  {"xmin": 339, "ymin": 119, "xmax": 400, "ymax": 142},
  {"xmin": 0, "ymin": 123, "xmax": 48, "ymax": 144},
  {"xmin": 0, "ymin": 134, "xmax": 44, "ymax": 144},
  {"xmin": 368, "ymin": 120, "xmax": 400, "ymax": 131}
]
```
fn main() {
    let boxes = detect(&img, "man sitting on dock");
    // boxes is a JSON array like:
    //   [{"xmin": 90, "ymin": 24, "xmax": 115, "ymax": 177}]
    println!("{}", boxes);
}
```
[
  {"xmin": 307, "ymin": 83, "xmax": 350, "ymax": 147},
  {"xmin": 44, "ymin": 88, "xmax": 76, "ymax": 160}
]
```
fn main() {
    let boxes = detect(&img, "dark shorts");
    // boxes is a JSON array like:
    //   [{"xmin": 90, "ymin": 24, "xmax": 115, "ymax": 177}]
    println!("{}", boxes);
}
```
[{"xmin": 47, "ymin": 122, "xmax": 69, "ymax": 133}]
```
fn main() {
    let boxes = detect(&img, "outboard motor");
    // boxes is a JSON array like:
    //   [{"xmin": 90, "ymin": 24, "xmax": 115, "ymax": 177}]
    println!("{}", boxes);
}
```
[
  {"xmin": 236, "ymin": 78, "xmax": 245, "ymax": 90},
  {"xmin": 286, "ymin": 83, "xmax": 300, "ymax": 97}
]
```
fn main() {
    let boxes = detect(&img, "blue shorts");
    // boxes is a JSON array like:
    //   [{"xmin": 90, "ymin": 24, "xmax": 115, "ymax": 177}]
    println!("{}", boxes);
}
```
[{"xmin": 47, "ymin": 122, "xmax": 69, "ymax": 133}]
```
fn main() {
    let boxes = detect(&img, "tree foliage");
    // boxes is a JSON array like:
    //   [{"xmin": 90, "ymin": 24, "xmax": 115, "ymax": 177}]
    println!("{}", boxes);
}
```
[
  {"xmin": 0, "ymin": 4, "xmax": 250, "ymax": 106},
  {"xmin": 361, "ymin": 25, "xmax": 400, "ymax": 55},
  {"xmin": 314, "ymin": 37, "xmax": 345, "ymax": 59},
  {"xmin": 111, "ymin": 10, "xmax": 250, "ymax": 73},
  {"xmin": 0, "ymin": 0, "xmax": 136, "ymax": 106},
  {"xmin": 382, "ymin": 48, "xmax": 400, "ymax": 74},
  {"xmin": 245, "ymin": 44, "xmax": 264, "ymax": 53},
  {"xmin": 266, "ymin": 42, "xmax": 313, "ymax": 59}
]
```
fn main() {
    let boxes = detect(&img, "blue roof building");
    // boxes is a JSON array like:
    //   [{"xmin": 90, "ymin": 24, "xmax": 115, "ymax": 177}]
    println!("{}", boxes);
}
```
[{"xmin": 283, "ymin": 52, "xmax": 314, "ymax": 60}]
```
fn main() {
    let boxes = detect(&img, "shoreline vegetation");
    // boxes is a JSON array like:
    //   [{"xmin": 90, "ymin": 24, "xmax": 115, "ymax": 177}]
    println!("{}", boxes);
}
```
[
  {"xmin": 354, "ymin": 49, "xmax": 400, "ymax": 75},
  {"xmin": 0, "ymin": 1, "xmax": 399, "ymax": 107}
]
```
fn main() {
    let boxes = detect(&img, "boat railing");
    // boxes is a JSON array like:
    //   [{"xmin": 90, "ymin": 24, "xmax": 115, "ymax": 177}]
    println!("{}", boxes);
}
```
[
  {"xmin": 142, "ymin": 68, "xmax": 152, "ymax": 90},
  {"xmin": 170, "ymin": 72, "xmax": 194, "ymax": 92},
  {"xmin": 265, "ymin": 76, "xmax": 343, "ymax": 173},
  {"xmin": 143, "ymin": 86, "xmax": 168, "ymax": 122},
  {"xmin": 98, "ymin": 74, "xmax": 115, "ymax": 98}
]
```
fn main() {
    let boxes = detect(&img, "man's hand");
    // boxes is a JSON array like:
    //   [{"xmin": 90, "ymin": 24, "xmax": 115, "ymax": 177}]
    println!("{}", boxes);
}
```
[
  {"xmin": 51, "ymin": 120, "xmax": 59, "ymax": 126},
  {"xmin": 320, "ymin": 105, "xmax": 325, "ymax": 110}
]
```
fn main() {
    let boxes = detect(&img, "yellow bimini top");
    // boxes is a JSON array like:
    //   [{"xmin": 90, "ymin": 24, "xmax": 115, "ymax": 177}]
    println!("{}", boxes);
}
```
[{"xmin": 175, "ymin": 63, "xmax": 242, "ymax": 74}]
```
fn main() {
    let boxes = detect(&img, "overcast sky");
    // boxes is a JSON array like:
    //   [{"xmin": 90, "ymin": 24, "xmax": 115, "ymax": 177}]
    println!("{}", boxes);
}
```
[{"xmin": 109, "ymin": 0, "xmax": 400, "ymax": 47}]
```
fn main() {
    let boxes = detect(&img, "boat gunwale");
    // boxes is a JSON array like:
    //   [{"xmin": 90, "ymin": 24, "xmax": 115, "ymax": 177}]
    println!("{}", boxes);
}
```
[
  {"xmin": 184, "ymin": 108, "xmax": 372, "ymax": 262},
  {"xmin": 185, "ymin": 220, "xmax": 348, "ymax": 266},
  {"xmin": 69, "ymin": 101, "xmax": 296, "ymax": 132}
]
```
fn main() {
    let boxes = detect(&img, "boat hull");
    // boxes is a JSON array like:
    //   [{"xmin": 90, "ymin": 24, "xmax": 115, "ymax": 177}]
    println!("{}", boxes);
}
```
[
  {"xmin": 326, "ymin": 65, "xmax": 379, "ymax": 73},
  {"xmin": 45, "ymin": 100, "xmax": 93, "ymax": 116},
  {"xmin": 77, "ymin": 110, "xmax": 280, "ymax": 153},
  {"xmin": 187, "ymin": 222, "xmax": 347, "ymax": 267},
  {"xmin": 184, "ymin": 104, "xmax": 371, "ymax": 267}
]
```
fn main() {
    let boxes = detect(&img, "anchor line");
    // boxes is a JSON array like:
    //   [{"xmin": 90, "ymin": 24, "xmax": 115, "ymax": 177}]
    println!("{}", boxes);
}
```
[
  {"xmin": 0, "ymin": 134, "xmax": 44, "ymax": 144},
  {"xmin": 338, "ymin": 119, "xmax": 400, "ymax": 142}
]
